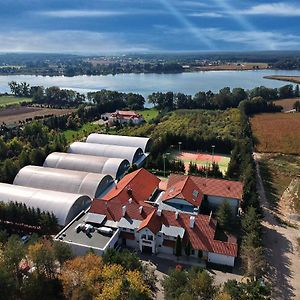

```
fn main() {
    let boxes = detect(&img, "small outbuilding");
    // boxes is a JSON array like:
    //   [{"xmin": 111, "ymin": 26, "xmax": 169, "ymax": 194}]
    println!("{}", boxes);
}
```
[
  {"xmin": 0, "ymin": 183, "xmax": 91, "ymax": 226},
  {"xmin": 68, "ymin": 142, "xmax": 144, "ymax": 165},
  {"xmin": 44, "ymin": 152, "xmax": 129, "ymax": 179},
  {"xmin": 13, "ymin": 166, "xmax": 113, "ymax": 198},
  {"xmin": 86, "ymin": 133, "xmax": 152, "ymax": 152}
]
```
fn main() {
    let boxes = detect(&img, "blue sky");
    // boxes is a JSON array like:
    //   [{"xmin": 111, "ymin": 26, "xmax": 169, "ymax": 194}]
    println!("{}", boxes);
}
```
[{"xmin": 1, "ymin": 0, "xmax": 300, "ymax": 54}]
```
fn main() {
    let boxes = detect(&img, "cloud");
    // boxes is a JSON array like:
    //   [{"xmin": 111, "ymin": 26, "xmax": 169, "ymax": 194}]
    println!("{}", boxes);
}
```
[
  {"xmin": 188, "ymin": 12, "xmax": 223, "ymax": 18},
  {"xmin": 242, "ymin": 2, "xmax": 300, "ymax": 17},
  {"xmin": 37, "ymin": 9, "xmax": 166, "ymax": 18},
  {"xmin": 0, "ymin": 30, "xmax": 154, "ymax": 54},
  {"xmin": 155, "ymin": 25, "xmax": 300, "ymax": 50}
]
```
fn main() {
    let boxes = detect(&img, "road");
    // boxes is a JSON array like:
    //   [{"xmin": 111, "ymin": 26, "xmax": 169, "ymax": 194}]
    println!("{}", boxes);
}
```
[{"xmin": 254, "ymin": 153, "xmax": 300, "ymax": 300}]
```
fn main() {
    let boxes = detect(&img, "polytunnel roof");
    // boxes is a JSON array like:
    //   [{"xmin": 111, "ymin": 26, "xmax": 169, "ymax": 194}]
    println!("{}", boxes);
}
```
[
  {"xmin": 67, "ymin": 142, "xmax": 144, "ymax": 164},
  {"xmin": 43, "ymin": 152, "xmax": 130, "ymax": 179},
  {"xmin": 0, "ymin": 183, "xmax": 91, "ymax": 226},
  {"xmin": 13, "ymin": 165, "xmax": 113, "ymax": 198},
  {"xmin": 86, "ymin": 133, "xmax": 152, "ymax": 152}
]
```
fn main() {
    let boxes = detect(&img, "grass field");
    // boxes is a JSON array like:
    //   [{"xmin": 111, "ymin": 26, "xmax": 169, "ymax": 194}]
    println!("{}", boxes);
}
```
[
  {"xmin": 137, "ymin": 108, "xmax": 159, "ymax": 122},
  {"xmin": 259, "ymin": 154, "xmax": 300, "ymax": 213},
  {"xmin": 0, "ymin": 95, "xmax": 32, "ymax": 107},
  {"xmin": 63, "ymin": 122, "xmax": 103, "ymax": 143},
  {"xmin": 170, "ymin": 150, "xmax": 230, "ymax": 175},
  {"xmin": 251, "ymin": 113, "xmax": 300, "ymax": 154},
  {"xmin": 274, "ymin": 97, "xmax": 300, "ymax": 112}
]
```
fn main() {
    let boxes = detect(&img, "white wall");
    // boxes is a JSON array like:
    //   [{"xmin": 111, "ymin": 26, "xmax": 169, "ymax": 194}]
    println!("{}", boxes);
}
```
[{"xmin": 207, "ymin": 252, "xmax": 235, "ymax": 267}]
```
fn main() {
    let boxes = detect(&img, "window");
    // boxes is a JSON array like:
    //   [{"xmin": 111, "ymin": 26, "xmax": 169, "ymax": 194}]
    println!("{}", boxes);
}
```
[
  {"xmin": 141, "ymin": 234, "xmax": 146, "ymax": 239},
  {"xmin": 192, "ymin": 190, "xmax": 199, "ymax": 197},
  {"xmin": 123, "ymin": 228, "xmax": 127, "ymax": 231},
  {"xmin": 148, "ymin": 235, "xmax": 153, "ymax": 241},
  {"xmin": 130, "ymin": 229, "xmax": 134, "ymax": 232},
  {"xmin": 191, "ymin": 249, "xmax": 195, "ymax": 255}
]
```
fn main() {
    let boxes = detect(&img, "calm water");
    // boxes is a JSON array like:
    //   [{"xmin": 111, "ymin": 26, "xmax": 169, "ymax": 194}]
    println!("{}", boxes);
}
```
[{"xmin": 1, "ymin": 70, "xmax": 300, "ymax": 102}]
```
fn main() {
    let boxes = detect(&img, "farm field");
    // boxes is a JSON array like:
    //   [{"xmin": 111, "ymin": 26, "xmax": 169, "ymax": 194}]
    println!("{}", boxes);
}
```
[
  {"xmin": 195, "ymin": 62, "xmax": 268, "ymax": 71},
  {"xmin": 264, "ymin": 75, "xmax": 300, "ymax": 84},
  {"xmin": 0, "ymin": 106, "xmax": 75, "ymax": 125},
  {"xmin": 250, "ymin": 113, "xmax": 300, "ymax": 154},
  {"xmin": 259, "ymin": 154, "xmax": 300, "ymax": 214},
  {"xmin": 0, "ymin": 95, "xmax": 32, "ymax": 107},
  {"xmin": 63, "ymin": 122, "xmax": 103, "ymax": 143},
  {"xmin": 171, "ymin": 150, "xmax": 230, "ymax": 175},
  {"xmin": 274, "ymin": 97, "xmax": 300, "ymax": 112},
  {"xmin": 137, "ymin": 108, "xmax": 159, "ymax": 122}
]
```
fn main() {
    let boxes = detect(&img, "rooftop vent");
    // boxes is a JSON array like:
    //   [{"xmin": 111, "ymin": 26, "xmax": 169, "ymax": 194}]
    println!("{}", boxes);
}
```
[
  {"xmin": 139, "ymin": 206, "xmax": 143, "ymax": 214},
  {"xmin": 128, "ymin": 198, "xmax": 133, "ymax": 204},
  {"xmin": 189, "ymin": 216, "xmax": 195, "ymax": 228},
  {"xmin": 122, "ymin": 205, "xmax": 126, "ymax": 217},
  {"xmin": 157, "ymin": 209, "xmax": 162, "ymax": 216},
  {"xmin": 175, "ymin": 211, "xmax": 179, "ymax": 220},
  {"xmin": 127, "ymin": 187, "xmax": 133, "ymax": 196}
]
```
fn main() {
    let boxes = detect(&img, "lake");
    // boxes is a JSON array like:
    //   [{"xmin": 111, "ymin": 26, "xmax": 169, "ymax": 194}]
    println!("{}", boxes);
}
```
[{"xmin": 1, "ymin": 69, "xmax": 300, "ymax": 103}]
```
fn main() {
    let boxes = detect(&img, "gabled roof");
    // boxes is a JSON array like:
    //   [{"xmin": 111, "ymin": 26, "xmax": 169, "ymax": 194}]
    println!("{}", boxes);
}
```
[
  {"xmin": 167, "ymin": 174, "xmax": 243, "ymax": 200},
  {"xmin": 162, "ymin": 176, "xmax": 203, "ymax": 206},
  {"xmin": 138, "ymin": 209, "xmax": 161, "ymax": 234},
  {"xmin": 102, "ymin": 168, "xmax": 160, "ymax": 205}
]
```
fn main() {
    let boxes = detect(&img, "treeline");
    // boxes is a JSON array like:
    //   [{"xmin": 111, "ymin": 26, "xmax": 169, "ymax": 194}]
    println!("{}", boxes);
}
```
[
  {"xmin": 162, "ymin": 266, "xmax": 271, "ymax": 300},
  {"xmin": 0, "ymin": 122, "xmax": 67, "ymax": 183},
  {"xmin": 226, "ymin": 100, "xmax": 265, "ymax": 279},
  {"xmin": 0, "ymin": 202, "xmax": 58, "ymax": 234},
  {"xmin": 0, "ymin": 237, "xmax": 155, "ymax": 300},
  {"xmin": 272, "ymin": 57, "xmax": 300, "ymax": 70},
  {"xmin": 148, "ymin": 84, "xmax": 299, "ymax": 111}
]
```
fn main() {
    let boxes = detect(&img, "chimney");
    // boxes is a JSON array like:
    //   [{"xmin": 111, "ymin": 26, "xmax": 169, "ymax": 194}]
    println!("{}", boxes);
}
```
[
  {"xmin": 139, "ymin": 206, "xmax": 143, "ymax": 214},
  {"xmin": 208, "ymin": 210, "xmax": 213, "ymax": 224},
  {"xmin": 128, "ymin": 198, "xmax": 133, "ymax": 204},
  {"xmin": 175, "ymin": 211, "xmax": 179, "ymax": 220},
  {"xmin": 189, "ymin": 216, "xmax": 195, "ymax": 228},
  {"xmin": 122, "ymin": 205, "xmax": 126, "ymax": 217},
  {"xmin": 157, "ymin": 209, "xmax": 162, "ymax": 216}
]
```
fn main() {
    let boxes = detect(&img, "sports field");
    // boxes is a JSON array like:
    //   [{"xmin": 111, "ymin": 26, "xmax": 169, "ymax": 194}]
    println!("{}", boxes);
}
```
[{"xmin": 172, "ymin": 150, "xmax": 230, "ymax": 175}]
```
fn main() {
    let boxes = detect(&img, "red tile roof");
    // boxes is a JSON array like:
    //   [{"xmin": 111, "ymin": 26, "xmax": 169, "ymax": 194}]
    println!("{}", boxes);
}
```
[
  {"xmin": 163, "ymin": 176, "xmax": 203, "ymax": 206},
  {"xmin": 102, "ymin": 168, "xmax": 160, "ymax": 205},
  {"xmin": 167, "ymin": 174, "xmax": 243, "ymax": 200},
  {"xmin": 138, "ymin": 210, "xmax": 161, "ymax": 234}
]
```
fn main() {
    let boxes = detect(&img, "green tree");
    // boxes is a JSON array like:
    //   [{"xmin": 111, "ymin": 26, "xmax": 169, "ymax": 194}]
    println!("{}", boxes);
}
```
[
  {"xmin": 175, "ymin": 235, "xmax": 182, "ymax": 257},
  {"xmin": 184, "ymin": 240, "xmax": 191, "ymax": 258},
  {"xmin": 216, "ymin": 201, "xmax": 235, "ymax": 232},
  {"xmin": 53, "ymin": 241, "xmax": 73, "ymax": 265},
  {"xmin": 293, "ymin": 100, "xmax": 300, "ymax": 112}
]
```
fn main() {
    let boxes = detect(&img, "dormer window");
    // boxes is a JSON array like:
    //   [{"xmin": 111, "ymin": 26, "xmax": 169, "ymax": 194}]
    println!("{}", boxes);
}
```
[{"xmin": 192, "ymin": 190, "xmax": 199, "ymax": 197}]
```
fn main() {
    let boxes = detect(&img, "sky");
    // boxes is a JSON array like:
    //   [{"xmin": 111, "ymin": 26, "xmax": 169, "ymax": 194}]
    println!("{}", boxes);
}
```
[{"xmin": 0, "ymin": 0, "xmax": 300, "ymax": 54}]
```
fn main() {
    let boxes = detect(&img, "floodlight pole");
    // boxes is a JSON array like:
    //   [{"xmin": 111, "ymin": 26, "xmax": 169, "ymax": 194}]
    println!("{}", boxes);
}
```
[
  {"xmin": 178, "ymin": 141, "xmax": 182, "ymax": 153},
  {"xmin": 163, "ymin": 153, "xmax": 170, "ymax": 177},
  {"xmin": 211, "ymin": 145, "xmax": 215, "ymax": 165}
]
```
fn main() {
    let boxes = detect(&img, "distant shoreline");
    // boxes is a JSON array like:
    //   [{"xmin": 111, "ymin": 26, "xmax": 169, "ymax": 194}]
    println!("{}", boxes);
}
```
[{"xmin": 264, "ymin": 75, "xmax": 300, "ymax": 84}]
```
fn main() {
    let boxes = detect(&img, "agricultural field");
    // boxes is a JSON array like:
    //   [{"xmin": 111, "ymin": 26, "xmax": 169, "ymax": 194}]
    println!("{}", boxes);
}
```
[
  {"xmin": 264, "ymin": 75, "xmax": 300, "ymax": 84},
  {"xmin": 170, "ymin": 150, "xmax": 230, "ymax": 175},
  {"xmin": 195, "ymin": 62, "xmax": 268, "ymax": 71},
  {"xmin": 259, "ymin": 154, "xmax": 300, "ymax": 213},
  {"xmin": 63, "ymin": 122, "xmax": 103, "ymax": 143},
  {"xmin": 137, "ymin": 108, "xmax": 159, "ymax": 122},
  {"xmin": 274, "ymin": 97, "xmax": 300, "ymax": 112},
  {"xmin": 251, "ymin": 113, "xmax": 300, "ymax": 154},
  {"xmin": 0, "ymin": 95, "xmax": 32, "ymax": 107},
  {"xmin": 0, "ymin": 106, "xmax": 75, "ymax": 125}
]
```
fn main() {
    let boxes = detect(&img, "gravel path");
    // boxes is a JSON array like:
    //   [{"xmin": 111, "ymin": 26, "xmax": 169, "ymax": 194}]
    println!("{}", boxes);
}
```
[{"xmin": 254, "ymin": 153, "xmax": 300, "ymax": 300}]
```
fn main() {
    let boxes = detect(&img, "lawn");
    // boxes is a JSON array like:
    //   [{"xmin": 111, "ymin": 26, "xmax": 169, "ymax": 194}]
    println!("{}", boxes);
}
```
[
  {"xmin": 137, "ymin": 108, "xmax": 159, "ymax": 122},
  {"xmin": 250, "ymin": 113, "xmax": 300, "ymax": 154},
  {"xmin": 170, "ymin": 150, "xmax": 230, "ymax": 175},
  {"xmin": 259, "ymin": 154, "xmax": 300, "ymax": 213},
  {"xmin": 0, "ymin": 95, "xmax": 32, "ymax": 107},
  {"xmin": 274, "ymin": 97, "xmax": 300, "ymax": 112},
  {"xmin": 63, "ymin": 123, "xmax": 104, "ymax": 143}
]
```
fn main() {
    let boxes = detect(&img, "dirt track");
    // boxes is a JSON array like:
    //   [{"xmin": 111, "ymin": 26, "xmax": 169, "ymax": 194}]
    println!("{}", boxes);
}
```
[{"xmin": 254, "ymin": 153, "xmax": 300, "ymax": 300}]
